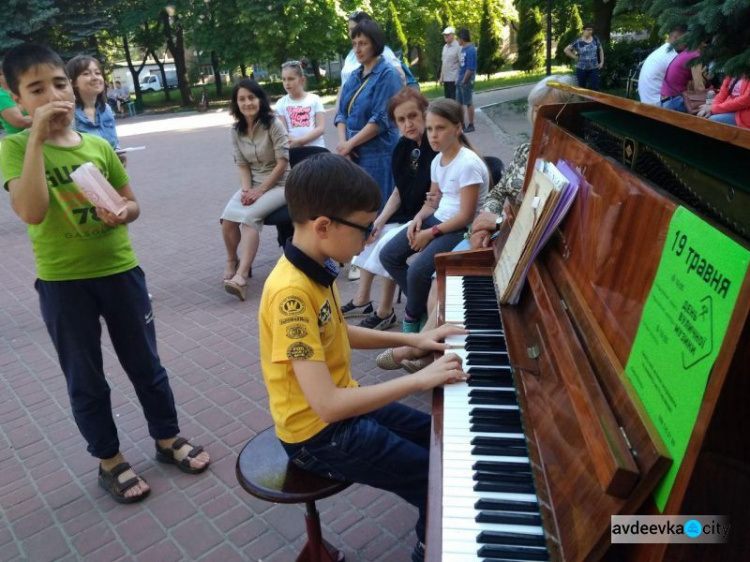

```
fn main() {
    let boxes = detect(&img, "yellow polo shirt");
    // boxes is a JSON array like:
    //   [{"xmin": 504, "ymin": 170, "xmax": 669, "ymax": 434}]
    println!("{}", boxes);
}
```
[{"xmin": 259, "ymin": 249, "xmax": 357, "ymax": 443}]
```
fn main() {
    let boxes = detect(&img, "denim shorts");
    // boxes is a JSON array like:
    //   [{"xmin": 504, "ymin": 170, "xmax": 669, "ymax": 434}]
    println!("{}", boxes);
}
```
[{"xmin": 457, "ymin": 80, "xmax": 474, "ymax": 106}]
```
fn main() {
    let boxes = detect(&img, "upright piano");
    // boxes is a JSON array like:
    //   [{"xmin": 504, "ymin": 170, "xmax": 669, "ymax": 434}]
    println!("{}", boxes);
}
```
[{"xmin": 429, "ymin": 86, "xmax": 750, "ymax": 561}]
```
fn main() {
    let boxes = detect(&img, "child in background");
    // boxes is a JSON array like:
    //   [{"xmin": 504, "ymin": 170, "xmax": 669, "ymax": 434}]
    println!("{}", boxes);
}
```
[
  {"xmin": 259, "ymin": 153, "xmax": 466, "ymax": 562},
  {"xmin": 67, "ymin": 55, "xmax": 124, "ymax": 164},
  {"xmin": 0, "ymin": 44, "xmax": 209, "ymax": 505},
  {"xmin": 275, "ymin": 60, "xmax": 326, "ymax": 148},
  {"xmin": 381, "ymin": 98, "xmax": 490, "ymax": 332}
]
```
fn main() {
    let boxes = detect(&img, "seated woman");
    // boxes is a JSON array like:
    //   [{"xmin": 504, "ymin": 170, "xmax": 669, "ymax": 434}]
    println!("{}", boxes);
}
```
[
  {"xmin": 342, "ymin": 88, "xmax": 438, "ymax": 330},
  {"xmin": 699, "ymin": 75, "xmax": 750, "ymax": 128},
  {"xmin": 221, "ymin": 79, "xmax": 289, "ymax": 301},
  {"xmin": 377, "ymin": 74, "xmax": 577, "ymax": 371},
  {"xmin": 659, "ymin": 43, "xmax": 704, "ymax": 113},
  {"xmin": 380, "ymin": 98, "xmax": 490, "ymax": 333}
]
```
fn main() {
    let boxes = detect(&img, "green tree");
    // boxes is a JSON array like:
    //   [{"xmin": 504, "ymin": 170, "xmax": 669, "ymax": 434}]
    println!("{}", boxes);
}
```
[
  {"xmin": 514, "ymin": 6, "xmax": 544, "ymax": 72},
  {"xmin": 477, "ymin": 0, "xmax": 505, "ymax": 77},
  {"xmin": 555, "ymin": 3, "xmax": 583, "ymax": 64},
  {"xmin": 385, "ymin": 1, "xmax": 408, "ymax": 57},
  {"xmin": 643, "ymin": 0, "xmax": 750, "ymax": 77},
  {"xmin": 0, "ymin": 0, "xmax": 58, "ymax": 51}
]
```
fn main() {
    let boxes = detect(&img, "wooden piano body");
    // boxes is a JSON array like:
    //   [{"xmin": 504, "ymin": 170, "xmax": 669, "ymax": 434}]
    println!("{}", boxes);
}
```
[{"xmin": 429, "ymin": 88, "xmax": 750, "ymax": 561}]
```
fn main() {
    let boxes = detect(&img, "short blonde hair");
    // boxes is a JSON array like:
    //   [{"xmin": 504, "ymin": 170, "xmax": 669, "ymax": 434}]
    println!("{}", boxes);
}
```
[{"xmin": 526, "ymin": 74, "xmax": 577, "ymax": 122}]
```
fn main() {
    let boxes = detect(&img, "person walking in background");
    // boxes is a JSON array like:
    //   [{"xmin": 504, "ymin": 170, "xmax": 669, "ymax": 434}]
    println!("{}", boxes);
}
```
[
  {"xmin": 67, "ymin": 55, "xmax": 124, "ymax": 165},
  {"xmin": 637, "ymin": 25, "xmax": 687, "ymax": 105},
  {"xmin": 565, "ymin": 24, "xmax": 604, "ymax": 91},
  {"xmin": 0, "ymin": 65, "xmax": 32, "ymax": 134},
  {"xmin": 456, "ymin": 29, "xmax": 477, "ymax": 132},
  {"xmin": 0, "ymin": 44, "xmax": 210, "ymax": 505},
  {"xmin": 439, "ymin": 26, "xmax": 461, "ymax": 100},
  {"xmin": 275, "ymin": 61, "xmax": 326, "ymax": 148},
  {"xmin": 220, "ymin": 79, "xmax": 290, "ymax": 301}
]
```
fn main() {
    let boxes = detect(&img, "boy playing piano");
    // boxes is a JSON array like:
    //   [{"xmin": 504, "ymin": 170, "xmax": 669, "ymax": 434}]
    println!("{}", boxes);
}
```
[{"xmin": 258, "ymin": 153, "xmax": 467, "ymax": 561}]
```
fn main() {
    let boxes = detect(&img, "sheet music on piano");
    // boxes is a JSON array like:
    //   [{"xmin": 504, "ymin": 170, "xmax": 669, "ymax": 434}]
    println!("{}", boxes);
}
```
[{"xmin": 493, "ymin": 160, "xmax": 579, "ymax": 305}]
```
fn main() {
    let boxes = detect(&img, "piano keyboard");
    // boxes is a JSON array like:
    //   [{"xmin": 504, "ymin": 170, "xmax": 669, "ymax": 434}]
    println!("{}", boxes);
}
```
[{"xmin": 441, "ymin": 276, "xmax": 550, "ymax": 561}]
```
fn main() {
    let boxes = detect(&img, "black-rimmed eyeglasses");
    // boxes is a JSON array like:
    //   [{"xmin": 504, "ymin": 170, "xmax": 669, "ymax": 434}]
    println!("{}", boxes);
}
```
[
  {"xmin": 409, "ymin": 148, "xmax": 421, "ymax": 175},
  {"xmin": 312, "ymin": 216, "xmax": 374, "ymax": 239}
]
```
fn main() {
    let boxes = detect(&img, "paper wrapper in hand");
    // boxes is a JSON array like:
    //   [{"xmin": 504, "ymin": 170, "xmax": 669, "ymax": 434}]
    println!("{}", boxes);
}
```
[{"xmin": 70, "ymin": 163, "xmax": 128, "ymax": 216}]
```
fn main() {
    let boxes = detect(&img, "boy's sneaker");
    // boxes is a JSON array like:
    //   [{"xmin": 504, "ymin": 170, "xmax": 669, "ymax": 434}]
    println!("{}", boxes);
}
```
[
  {"xmin": 402, "ymin": 318, "xmax": 421, "ymax": 333},
  {"xmin": 462, "ymin": 124, "xmax": 476, "ymax": 133},
  {"xmin": 341, "ymin": 300, "xmax": 374, "ymax": 318},
  {"xmin": 411, "ymin": 541, "xmax": 425, "ymax": 562},
  {"xmin": 358, "ymin": 309, "xmax": 397, "ymax": 330}
]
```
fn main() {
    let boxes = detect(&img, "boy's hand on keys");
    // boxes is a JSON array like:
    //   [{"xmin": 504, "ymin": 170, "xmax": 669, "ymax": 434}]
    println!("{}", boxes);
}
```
[
  {"xmin": 412, "ymin": 323, "xmax": 468, "ymax": 353},
  {"xmin": 415, "ymin": 353, "xmax": 467, "ymax": 390},
  {"xmin": 29, "ymin": 101, "xmax": 74, "ymax": 142}
]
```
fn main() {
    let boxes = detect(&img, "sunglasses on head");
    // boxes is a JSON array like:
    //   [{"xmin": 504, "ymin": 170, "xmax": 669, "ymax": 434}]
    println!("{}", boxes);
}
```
[{"xmin": 282, "ymin": 60, "xmax": 303, "ymax": 69}]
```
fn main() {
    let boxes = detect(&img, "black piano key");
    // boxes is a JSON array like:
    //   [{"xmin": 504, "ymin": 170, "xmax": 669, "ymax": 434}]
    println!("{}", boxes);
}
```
[
  {"xmin": 474, "ymin": 476, "xmax": 535, "ymax": 494},
  {"xmin": 473, "ymin": 471, "xmax": 533, "ymax": 485},
  {"xmin": 467, "ymin": 366, "xmax": 511, "ymax": 375},
  {"xmin": 469, "ymin": 394, "xmax": 517, "ymax": 406},
  {"xmin": 470, "ymin": 407, "xmax": 519, "ymax": 417},
  {"xmin": 471, "ymin": 423, "xmax": 524, "ymax": 433},
  {"xmin": 478, "ymin": 531, "xmax": 547, "ymax": 548},
  {"xmin": 472, "ymin": 436, "xmax": 527, "ymax": 448},
  {"xmin": 472, "ymin": 446, "xmax": 528, "ymax": 457},
  {"xmin": 468, "ymin": 378, "xmax": 513, "ymax": 388},
  {"xmin": 470, "ymin": 413, "xmax": 521, "ymax": 425},
  {"xmin": 473, "ymin": 461, "xmax": 531, "ymax": 473},
  {"xmin": 477, "ymin": 511, "xmax": 542, "ymax": 527},
  {"xmin": 477, "ymin": 545, "xmax": 550, "ymax": 561},
  {"xmin": 466, "ymin": 320, "xmax": 504, "ymax": 329},
  {"xmin": 475, "ymin": 498, "xmax": 539, "ymax": 512},
  {"xmin": 465, "ymin": 343, "xmax": 507, "ymax": 352}
]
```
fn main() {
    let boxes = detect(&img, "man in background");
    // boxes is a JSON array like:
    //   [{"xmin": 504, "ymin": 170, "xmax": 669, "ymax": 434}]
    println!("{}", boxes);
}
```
[
  {"xmin": 637, "ymin": 25, "xmax": 688, "ymax": 105},
  {"xmin": 439, "ymin": 26, "xmax": 461, "ymax": 100}
]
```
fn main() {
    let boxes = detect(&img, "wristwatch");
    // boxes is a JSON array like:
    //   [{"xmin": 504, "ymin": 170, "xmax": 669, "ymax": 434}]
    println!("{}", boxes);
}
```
[
  {"xmin": 431, "ymin": 225, "xmax": 442, "ymax": 238},
  {"xmin": 494, "ymin": 216, "xmax": 503, "ymax": 231}
]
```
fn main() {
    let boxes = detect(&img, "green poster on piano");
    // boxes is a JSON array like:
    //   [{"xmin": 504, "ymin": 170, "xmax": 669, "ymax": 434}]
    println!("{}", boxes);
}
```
[{"xmin": 625, "ymin": 206, "xmax": 749, "ymax": 512}]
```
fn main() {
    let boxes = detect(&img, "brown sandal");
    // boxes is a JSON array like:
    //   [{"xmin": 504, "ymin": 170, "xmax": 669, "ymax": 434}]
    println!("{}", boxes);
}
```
[
  {"xmin": 98, "ymin": 462, "xmax": 150, "ymax": 504},
  {"xmin": 155, "ymin": 437, "xmax": 209, "ymax": 474}
]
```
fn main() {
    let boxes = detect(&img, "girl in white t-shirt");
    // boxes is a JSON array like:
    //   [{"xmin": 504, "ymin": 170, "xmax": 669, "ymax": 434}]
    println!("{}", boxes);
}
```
[
  {"xmin": 381, "ymin": 98, "xmax": 489, "ymax": 332},
  {"xmin": 275, "ymin": 61, "xmax": 326, "ymax": 148}
]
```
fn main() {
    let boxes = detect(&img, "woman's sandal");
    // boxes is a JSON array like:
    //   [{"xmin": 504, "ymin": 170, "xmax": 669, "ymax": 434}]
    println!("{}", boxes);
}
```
[
  {"xmin": 98, "ymin": 462, "xmax": 150, "ymax": 504},
  {"xmin": 223, "ymin": 258, "xmax": 239, "ymax": 281},
  {"xmin": 224, "ymin": 277, "xmax": 248, "ymax": 301},
  {"xmin": 376, "ymin": 348, "xmax": 401, "ymax": 370},
  {"xmin": 155, "ymin": 437, "xmax": 209, "ymax": 475}
]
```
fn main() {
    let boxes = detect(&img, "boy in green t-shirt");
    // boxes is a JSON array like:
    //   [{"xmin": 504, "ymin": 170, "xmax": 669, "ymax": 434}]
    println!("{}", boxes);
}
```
[
  {"xmin": 0, "ymin": 44, "xmax": 209, "ymax": 504},
  {"xmin": 259, "ymin": 153, "xmax": 467, "ymax": 561},
  {"xmin": 0, "ymin": 65, "xmax": 32, "ymax": 134}
]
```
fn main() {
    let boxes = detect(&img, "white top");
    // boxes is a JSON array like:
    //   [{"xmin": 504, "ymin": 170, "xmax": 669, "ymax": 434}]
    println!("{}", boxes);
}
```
[
  {"xmin": 638, "ymin": 43, "xmax": 679, "ymax": 105},
  {"xmin": 341, "ymin": 46, "xmax": 401, "ymax": 85},
  {"xmin": 441, "ymin": 40, "xmax": 461, "ymax": 82},
  {"xmin": 431, "ymin": 147, "xmax": 489, "ymax": 223},
  {"xmin": 274, "ymin": 93, "xmax": 326, "ymax": 148}
]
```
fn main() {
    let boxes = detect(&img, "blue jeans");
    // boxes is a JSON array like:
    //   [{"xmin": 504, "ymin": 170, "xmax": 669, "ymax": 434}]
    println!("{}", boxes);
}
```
[
  {"xmin": 36, "ymin": 267, "xmax": 179, "ymax": 459},
  {"xmin": 709, "ymin": 112, "xmax": 736, "ymax": 125},
  {"xmin": 380, "ymin": 214, "xmax": 466, "ymax": 319},
  {"xmin": 576, "ymin": 67, "xmax": 600, "ymax": 91},
  {"xmin": 661, "ymin": 95, "xmax": 687, "ymax": 113},
  {"xmin": 282, "ymin": 403, "xmax": 430, "ymax": 542}
]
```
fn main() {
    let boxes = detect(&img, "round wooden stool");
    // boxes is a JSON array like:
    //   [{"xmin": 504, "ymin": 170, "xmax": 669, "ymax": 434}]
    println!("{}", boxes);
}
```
[{"xmin": 236, "ymin": 427, "xmax": 350, "ymax": 562}]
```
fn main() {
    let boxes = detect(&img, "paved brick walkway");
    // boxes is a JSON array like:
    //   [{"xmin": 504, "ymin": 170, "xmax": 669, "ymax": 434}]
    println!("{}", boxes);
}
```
[{"xmin": 0, "ymin": 86, "xmax": 530, "ymax": 561}]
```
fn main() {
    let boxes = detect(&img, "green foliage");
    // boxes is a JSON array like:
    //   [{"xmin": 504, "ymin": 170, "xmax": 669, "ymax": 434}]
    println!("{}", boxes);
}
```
[
  {"xmin": 514, "ymin": 6, "xmax": 544, "ymax": 72},
  {"xmin": 599, "ymin": 38, "xmax": 653, "ymax": 89},
  {"xmin": 555, "ymin": 4, "xmax": 583, "ymax": 64},
  {"xmin": 477, "ymin": 0, "xmax": 505, "ymax": 77},
  {"xmin": 643, "ymin": 0, "xmax": 750, "ymax": 77},
  {"xmin": 385, "ymin": 2, "xmax": 408, "ymax": 56}
]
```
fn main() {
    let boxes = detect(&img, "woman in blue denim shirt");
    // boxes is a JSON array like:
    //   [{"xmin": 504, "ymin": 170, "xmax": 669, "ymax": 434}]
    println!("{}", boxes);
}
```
[
  {"xmin": 67, "ymin": 56, "xmax": 122, "ymax": 161},
  {"xmin": 335, "ymin": 19, "xmax": 402, "ymax": 205}
]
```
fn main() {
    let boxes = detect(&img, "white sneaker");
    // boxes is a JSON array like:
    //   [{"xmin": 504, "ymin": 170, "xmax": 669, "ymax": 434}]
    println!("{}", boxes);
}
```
[{"xmin": 347, "ymin": 265, "xmax": 361, "ymax": 280}]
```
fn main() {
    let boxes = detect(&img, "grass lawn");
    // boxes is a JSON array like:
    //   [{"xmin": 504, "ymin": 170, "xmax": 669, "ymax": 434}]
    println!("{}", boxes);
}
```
[{"xmin": 134, "ymin": 65, "xmax": 574, "ymax": 114}]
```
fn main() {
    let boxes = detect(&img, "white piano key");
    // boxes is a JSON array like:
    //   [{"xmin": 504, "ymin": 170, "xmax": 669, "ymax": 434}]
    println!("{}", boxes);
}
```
[{"xmin": 443, "ymin": 519, "xmax": 544, "ymax": 535}]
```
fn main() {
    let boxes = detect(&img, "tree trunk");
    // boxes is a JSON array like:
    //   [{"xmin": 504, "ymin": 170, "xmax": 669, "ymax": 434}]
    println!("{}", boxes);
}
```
[
  {"xmin": 161, "ymin": 9, "xmax": 194, "ymax": 106},
  {"xmin": 149, "ymin": 48, "xmax": 171, "ymax": 102},
  {"xmin": 311, "ymin": 60, "xmax": 322, "ymax": 80},
  {"xmin": 593, "ymin": 0, "xmax": 617, "ymax": 43},
  {"xmin": 123, "ymin": 35, "xmax": 148, "ymax": 105},
  {"xmin": 240, "ymin": 62, "xmax": 248, "ymax": 77},
  {"xmin": 211, "ymin": 50, "xmax": 222, "ymax": 96}
]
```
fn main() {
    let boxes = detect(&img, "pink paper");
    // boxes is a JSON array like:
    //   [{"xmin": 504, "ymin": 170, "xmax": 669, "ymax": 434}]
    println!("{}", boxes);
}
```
[{"xmin": 70, "ymin": 162, "xmax": 128, "ymax": 216}]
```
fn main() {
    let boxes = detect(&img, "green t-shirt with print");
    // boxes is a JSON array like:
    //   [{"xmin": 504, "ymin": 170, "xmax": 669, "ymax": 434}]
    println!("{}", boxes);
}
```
[
  {"xmin": 0, "ymin": 88, "xmax": 27, "ymax": 134},
  {"xmin": 0, "ymin": 130, "xmax": 138, "ymax": 281}
]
